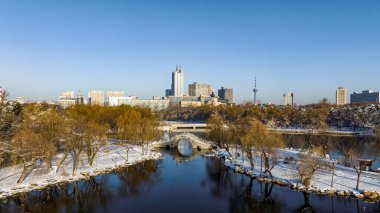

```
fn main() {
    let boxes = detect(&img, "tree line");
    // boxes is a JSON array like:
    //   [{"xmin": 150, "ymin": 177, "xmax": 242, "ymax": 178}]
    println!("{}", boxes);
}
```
[
  {"xmin": 207, "ymin": 112, "xmax": 372, "ymax": 191},
  {"xmin": 162, "ymin": 100, "xmax": 380, "ymax": 131},
  {"xmin": 0, "ymin": 100, "xmax": 161, "ymax": 183}
]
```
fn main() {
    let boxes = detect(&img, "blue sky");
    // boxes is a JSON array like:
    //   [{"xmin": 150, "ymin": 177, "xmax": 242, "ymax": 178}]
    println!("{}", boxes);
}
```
[{"xmin": 0, "ymin": 0, "xmax": 379, "ymax": 104}]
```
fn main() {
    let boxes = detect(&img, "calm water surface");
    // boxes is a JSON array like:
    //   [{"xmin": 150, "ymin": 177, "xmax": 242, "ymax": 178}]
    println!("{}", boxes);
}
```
[{"xmin": 1, "ymin": 146, "xmax": 380, "ymax": 213}]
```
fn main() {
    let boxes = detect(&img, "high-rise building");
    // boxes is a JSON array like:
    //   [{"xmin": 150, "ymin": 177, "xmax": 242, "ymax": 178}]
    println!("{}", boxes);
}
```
[
  {"xmin": 218, "ymin": 87, "xmax": 233, "ymax": 103},
  {"xmin": 171, "ymin": 66, "xmax": 184, "ymax": 96},
  {"xmin": 107, "ymin": 91, "xmax": 125, "ymax": 105},
  {"xmin": 165, "ymin": 89, "xmax": 172, "ymax": 97},
  {"xmin": 351, "ymin": 90, "xmax": 380, "ymax": 104},
  {"xmin": 283, "ymin": 93, "xmax": 294, "ymax": 106},
  {"xmin": 62, "ymin": 91, "xmax": 75, "ymax": 98},
  {"xmin": 188, "ymin": 82, "xmax": 213, "ymax": 97},
  {"xmin": 58, "ymin": 91, "xmax": 76, "ymax": 108},
  {"xmin": 88, "ymin": 91, "xmax": 105, "ymax": 106},
  {"xmin": 336, "ymin": 87, "xmax": 347, "ymax": 106}
]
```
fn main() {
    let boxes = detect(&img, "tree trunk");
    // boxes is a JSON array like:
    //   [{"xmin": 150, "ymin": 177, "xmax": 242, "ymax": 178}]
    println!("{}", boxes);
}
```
[
  {"xmin": 264, "ymin": 154, "xmax": 270, "ymax": 172},
  {"xmin": 56, "ymin": 153, "xmax": 68, "ymax": 174},
  {"xmin": 89, "ymin": 150, "xmax": 98, "ymax": 166},
  {"xmin": 331, "ymin": 162, "xmax": 335, "ymax": 187},
  {"xmin": 141, "ymin": 142, "xmax": 145, "ymax": 156},
  {"xmin": 126, "ymin": 148, "xmax": 129, "ymax": 161},
  {"xmin": 17, "ymin": 164, "xmax": 29, "ymax": 183},
  {"xmin": 225, "ymin": 146, "xmax": 232, "ymax": 158},
  {"xmin": 356, "ymin": 172, "xmax": 361, "ymax": 190},
  {"xmin": 73, "ymin": 154, "xmax": 80, "ymax": 175},
  {"xmin": 260, "ymin": 153, "xmax": 263, "ymax": 174},
  {"xmin": 247, "ymin": 148, "xmax": 254, "ymax": 169}
]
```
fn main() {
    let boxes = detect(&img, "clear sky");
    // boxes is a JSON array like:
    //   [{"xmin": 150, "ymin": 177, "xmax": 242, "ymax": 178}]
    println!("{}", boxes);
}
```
[{"xmin": 0, "ymin": 0, "xmax": 379, "ymax": 104}]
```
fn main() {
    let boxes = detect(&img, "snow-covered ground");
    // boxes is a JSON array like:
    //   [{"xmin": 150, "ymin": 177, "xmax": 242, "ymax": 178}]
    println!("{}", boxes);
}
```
[
  {"xmin": 269, "ymin": 127, "xmax": 374, "ymax": 136},
  {"xmin": 0, "ymin": 144, "xmax": 162, "ymax": 199},
  {"xmin": 214, "ymin": 147, "xmax": 380, "ymax": 198}
]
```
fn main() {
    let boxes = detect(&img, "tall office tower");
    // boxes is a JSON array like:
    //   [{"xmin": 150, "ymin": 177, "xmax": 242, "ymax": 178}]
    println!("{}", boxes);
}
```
[
  {"xmin": 351, "ymin": 90, "xmax": 380, "ymax": 104},
  {"xmin": 218, "ymin": 87, "xmax": 233, "ymax": 104},
  {"xmin": 283, "ymin": 94, "xmax": 287, "ymax": 105},
  {"xmin": 88, "ymin": 91, "xmax": 105, "ymax": 106},
  {"xmin": 62, "ymin": 91, "xmax": 75, "ymax": 98},
  {"xmin": 188, "ymin": 82, "xmax": 213, "ymax": 97},
  {"xmin": 336, "ymin": 87, "xmax": 347, "ymax": 106},
  {"xmin": 165, "ymin": 89, "xmax": 172, "ymax": 97},
  {"xmin": 290, "ymin": 93, "xmax": 294, "ymax": 106},
  {"xmin": 253, "ymin": 77, "xmax": 258, "ymax": 105},
  {"xmin": 171, "ymin": 66, "xmax": 184, "ymax": 96}
]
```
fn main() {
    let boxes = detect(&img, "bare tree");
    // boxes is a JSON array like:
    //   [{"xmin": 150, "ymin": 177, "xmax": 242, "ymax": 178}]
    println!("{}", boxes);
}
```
[
  {"xmin": 0, "ymin": 89, "xmax": 9, "ymax": 104},
  {"xmin": 117, "ymin": 110, "xmax": 139, "ymax": 160},
  {"xmin": 84, "ymin": 120, "xmax": 108, "ymax": 166},
  {"xmin": 1, "ymin": 105, "xmax": 63, "ymax": 182},
  {"xmin": 335, "ymin": 137, "xmax": 359, "ymax": 167},
  {"xmin": 349, "ymin": 153, "xmax": 365, "ymax": 190},
  {"xmin": 295, "ymin": 153, "xmax": 323, "ymax": 188},
  {"xmin": 207, "ymin": 114, "xmax": 233, "ymax": 156}
]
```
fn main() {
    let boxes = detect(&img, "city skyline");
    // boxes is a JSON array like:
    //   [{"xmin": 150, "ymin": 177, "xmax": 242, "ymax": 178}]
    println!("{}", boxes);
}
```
[{"xmin": 0, "ymin": 1, "xmax": 379, "ymax": 104}]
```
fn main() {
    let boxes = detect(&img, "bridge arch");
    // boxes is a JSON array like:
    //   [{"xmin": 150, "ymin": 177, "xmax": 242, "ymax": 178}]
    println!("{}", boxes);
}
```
[{"xmin": 151, "ymin": 133, "xmax": 212, "ymax": 150}]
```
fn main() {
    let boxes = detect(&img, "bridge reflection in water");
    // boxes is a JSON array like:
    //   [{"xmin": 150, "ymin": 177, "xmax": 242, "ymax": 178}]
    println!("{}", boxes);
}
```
[{"xmin": 177, "ymin": 139, "xmax": 193, "ymax": 156}]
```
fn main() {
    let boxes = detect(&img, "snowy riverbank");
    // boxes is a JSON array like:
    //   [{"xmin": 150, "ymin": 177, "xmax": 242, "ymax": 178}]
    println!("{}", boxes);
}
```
[
  {"xmin": 0, "ymin": 144, "xmax": 162, "ymax": 199},
  {"xmin": 209, "ymin": 147, "xmax": 380, "ymax": 202}
]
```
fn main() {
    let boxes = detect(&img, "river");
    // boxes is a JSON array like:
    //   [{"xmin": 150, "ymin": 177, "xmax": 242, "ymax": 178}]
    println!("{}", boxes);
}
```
[{"xmin": 1, "ymin": 139, "xmax": 379, "ymax": 213}]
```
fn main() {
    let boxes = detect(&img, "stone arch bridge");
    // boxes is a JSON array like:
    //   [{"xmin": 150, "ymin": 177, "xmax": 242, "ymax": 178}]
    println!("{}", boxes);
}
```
[{"xmin": 151, "ymin": 133, "xmax": 213, "ymax": 149}]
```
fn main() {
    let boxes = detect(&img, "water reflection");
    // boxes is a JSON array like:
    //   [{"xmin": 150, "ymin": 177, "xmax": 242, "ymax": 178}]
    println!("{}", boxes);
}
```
[
  {"xmin": 204, "ymin": 157, "xmax": 380, "ymax": 213},
  {"xmin": 205, "ymin": 157, "xmax": 284, "ymax": 213},
  {"xmin": 1, "ymin": 152, "xmax": 380, "ymax": 213},
  {"xmin": 0, "ymin": 160, "xmax": 160, "ymax": 213},
  {"xmin": 177, "ymin": 139, "xmax": 193, "ymax": 157}
]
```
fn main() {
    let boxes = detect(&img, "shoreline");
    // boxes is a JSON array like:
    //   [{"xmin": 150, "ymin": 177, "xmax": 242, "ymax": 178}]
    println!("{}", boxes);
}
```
[
  {"xmin": 0, "ymin": 144, "xmax": 163, "ymax": 200},
  {"xmin": 207, "ymin": 148, "xmax": 380, "ymax": 202}
]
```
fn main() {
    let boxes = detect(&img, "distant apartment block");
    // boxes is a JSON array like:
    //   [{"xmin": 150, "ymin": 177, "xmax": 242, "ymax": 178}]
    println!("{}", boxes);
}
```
[
  {"xmin": 58, "ymin": 91, "xmax": 77, "ymax": 108},
  {"xmin": 350, "ymin": 90, "xmax": 380, "ymax": 104},
  {"xmin": 108, "ymin": 96, "xmax": 132, "ymax": 106},
  {"xmin": 88, "ymin": 91, "xmax": 105, "ymax": 106},
  {"xmin": 117, "ymin": 99, "xmax": 170, "ymax": 111},
  {"xmin": 107, "ymin": 91, "xmax": 125, "ymax": 105},
  {"xmin": 107, "ymin": 91, "xmax": 125, "ymax": 98},
  {"xmin": 336, "ymin": 87, "xmax": 347, "ymax": 105},
  {"xmin": 62, "ymin": 91, "xmax": 75, "ymax": 98},
  {"xmin": 218, "ymin": 87, "xmax": 233, "ymax": 104},
  {"xmin": 188, "ymin": 82, "xmax": 213, "ymax": 97},
  {"xmin": 168, "ymin": 96, "xmax": 225, "ymax": 107}
]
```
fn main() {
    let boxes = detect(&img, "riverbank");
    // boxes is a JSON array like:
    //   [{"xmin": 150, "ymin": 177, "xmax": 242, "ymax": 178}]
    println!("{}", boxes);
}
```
[
  {"xmin": 209, "ymin": 147, "xmax": 380, "ymax": 202},
  {"xmin": 0, "ymin": 144, "xmax": 162, "ymax": 199},
  {"xmin": 269, "ymin": 128, "xmax": 374, "ymax": 136}
]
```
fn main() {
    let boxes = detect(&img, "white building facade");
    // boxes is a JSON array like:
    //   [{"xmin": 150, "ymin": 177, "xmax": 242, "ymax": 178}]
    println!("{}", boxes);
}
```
[
  {"xmin": 117, "ymin": 99, "xmax": 170, "ymax": 111},
  {"xmin": 171, "ymin": 66, "xmax": 184, "ymax": 96},
  {"xmin": 88, "ymin": 91, "xmax": 105, "ymax": 106}
]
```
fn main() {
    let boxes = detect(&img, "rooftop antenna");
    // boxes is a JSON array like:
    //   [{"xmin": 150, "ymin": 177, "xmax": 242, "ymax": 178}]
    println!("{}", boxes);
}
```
[{"xmin": 253, "ymin": 77, "xmax": 258, "ymax": 105}]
